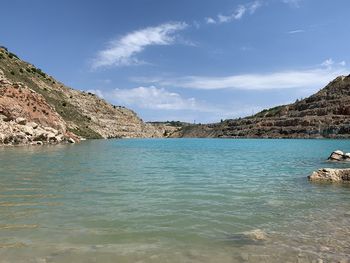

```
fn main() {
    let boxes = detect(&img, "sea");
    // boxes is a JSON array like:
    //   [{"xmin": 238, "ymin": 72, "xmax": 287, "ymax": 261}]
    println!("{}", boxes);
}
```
[{"xmin": 0, "ymin": 139, "xmax": 350, "ymax": 262}]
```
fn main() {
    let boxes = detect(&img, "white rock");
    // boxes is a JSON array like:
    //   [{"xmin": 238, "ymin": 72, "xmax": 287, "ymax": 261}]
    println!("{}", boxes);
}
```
[
  {"xmin": 328, "ymin": 150, "xmax": 350, "ymax": 161},
  {"xmin": 22, "ymin": 126, "xmax": 34, "ymax": 136},
  {"xmin": 15, "ymin": 117, "xmax": 27, "ymax": 125},
  {"xmin": 27, "ymin": 122, "xmax": 38, "ymax": 129}
]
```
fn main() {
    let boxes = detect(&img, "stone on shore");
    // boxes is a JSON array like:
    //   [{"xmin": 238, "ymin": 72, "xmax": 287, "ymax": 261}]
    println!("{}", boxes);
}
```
[{"xmin": 308, "ymin": 168, "xmax": 350, "ymax": 182}]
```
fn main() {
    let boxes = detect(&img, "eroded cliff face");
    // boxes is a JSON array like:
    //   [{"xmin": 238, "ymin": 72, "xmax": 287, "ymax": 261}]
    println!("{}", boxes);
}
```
[
  {"xmin": 172, "ymin": 75, "xmax": 350, "ymax": 138},
  {"xmin": 0, "ymin": 47, "xmax": 162, "ymax": 141},
  {"xmin": 0, "ymin": 70, "xmax": 78, "ymax": 145}
]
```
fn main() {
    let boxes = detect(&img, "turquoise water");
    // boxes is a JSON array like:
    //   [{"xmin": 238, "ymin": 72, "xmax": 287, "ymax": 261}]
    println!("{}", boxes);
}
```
[{"xmin": 1, "ymin": 139, "xmax": 350, "ymax": 262}]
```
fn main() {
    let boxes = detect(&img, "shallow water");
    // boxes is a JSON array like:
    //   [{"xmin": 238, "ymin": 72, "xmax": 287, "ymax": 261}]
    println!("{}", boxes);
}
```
[{"xmin": 0, "ymin": 139, "xmax": 350, "ymax": 262}]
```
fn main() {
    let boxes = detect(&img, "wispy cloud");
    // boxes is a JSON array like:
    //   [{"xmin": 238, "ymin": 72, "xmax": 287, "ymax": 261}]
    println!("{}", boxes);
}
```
[
  {"xmin": 108, "ymin": 86, "xmax": 199, "ymax": 111},
  {"xmin": 205, "ymin": 17, "xmax": 216, "ymax": 24},
  {"xmin": 86, "ymin": 86, "xmax": 263, "ymax": 122},
  {"xmin": 206, "ymin": 1, "xmax": 262, "ymax": 25},
  {"xmin": 288, "ymin": 29, "xmax": 305, "ymax": 34},
  {"xmin": 321, "ymin": 58, "xmax": 334, "ymax": 68},
  {"xmin": 91, "ymin": 22, "xmax": 187, "ymax": 69},
  {"xmin": 282, "ymin": 0, "xmax": 302, "ymax": 8},
  {"xmin": 133, "ymin": 61, "xmax": 348, "ymax": 91}
]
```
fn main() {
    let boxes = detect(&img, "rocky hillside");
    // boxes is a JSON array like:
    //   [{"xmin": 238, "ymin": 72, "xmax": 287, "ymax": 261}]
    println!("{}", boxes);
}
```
[
  {"xmin": 172, "ymin": 75, "xmax": 350, "ymax": 138},
  {"xmin": 0, "ymin": 70, "xmax": 78, "ymax": 145},
  {"xmin": 0, "ymin": 46, "xmax": 162, "ymax": 142}
]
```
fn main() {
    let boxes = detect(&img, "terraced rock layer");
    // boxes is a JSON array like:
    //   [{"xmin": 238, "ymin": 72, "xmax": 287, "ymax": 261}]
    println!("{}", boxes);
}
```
[{"xmin": 172, "ymin": 75, "xmax": 350, "ymax": 138}]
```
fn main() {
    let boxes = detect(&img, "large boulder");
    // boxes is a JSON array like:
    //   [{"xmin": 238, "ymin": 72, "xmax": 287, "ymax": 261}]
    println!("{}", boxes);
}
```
[
  {"xmin": 328, "ymin": 150, "xmax": 350, "ymax": 161},
  {"xmin": 308, "ymin": 168, "xmax": 350, "ymax": 182}
]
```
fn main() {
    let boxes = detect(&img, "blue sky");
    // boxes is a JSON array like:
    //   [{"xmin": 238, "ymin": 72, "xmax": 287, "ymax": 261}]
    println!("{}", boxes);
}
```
[{"xmin": 1, "ymin": 0, "xmax": 349, "ymax": 123}]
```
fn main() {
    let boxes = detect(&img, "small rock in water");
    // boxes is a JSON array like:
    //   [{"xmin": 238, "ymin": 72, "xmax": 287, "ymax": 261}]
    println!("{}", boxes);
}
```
[
  {"xmin": 308, "ymin": 168, "xmax": 350, "ymax": 182},
  {"xmin": 328, "ymin": 150, "xmax": 350, "ymax": 161},
  {"xmin": 242, "ymin": 229, "xmax": 267, "ymax": 241}
]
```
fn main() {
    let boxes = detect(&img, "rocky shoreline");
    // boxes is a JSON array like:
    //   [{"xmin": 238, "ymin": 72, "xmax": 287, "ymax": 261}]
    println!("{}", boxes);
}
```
[{"xmin": 0, "ymin": 116, "xmax": 77, "ymax": 146}]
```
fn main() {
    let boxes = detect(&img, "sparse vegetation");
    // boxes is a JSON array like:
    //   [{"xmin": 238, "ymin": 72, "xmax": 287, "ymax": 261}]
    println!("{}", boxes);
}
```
[
  {"xmin": 0, "ymin": 46, "xmax": 148, "ymax": 140},
  {"xmin": 8, "ymin": 52, "xmax": 19, "ymax": 59}
]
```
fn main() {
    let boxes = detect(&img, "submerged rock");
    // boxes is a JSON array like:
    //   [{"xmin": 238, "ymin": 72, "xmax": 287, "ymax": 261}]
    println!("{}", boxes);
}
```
[
  {"xmin": 242, "ymin": 229, "xmax": 267, "ymax": 241},
  {"xmin": 224, "ymin": 229, "xmax": 268, "ymax": 247},
  {"xmin": 328, "ymin": 150, "xmax": 350, "ymax": 161},
  {"xmin": 308, "ymin": 168, "xmax": 350, "ymax": 182}
]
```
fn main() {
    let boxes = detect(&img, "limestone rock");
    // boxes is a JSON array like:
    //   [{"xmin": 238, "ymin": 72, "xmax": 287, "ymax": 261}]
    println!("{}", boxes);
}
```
[
  {"xmin": 308, "ymin": 168, "xmax": 350, "ymax": 182},
  {"xmin": 328, "ymin": 150, "xmax": 350, "ymax": 161},
  {"xmin": 242, "ymin": 229, "xmax": 267, "ymax": 241},
  {"xmin": 27, "ymin": 122, "xmax": 38, "ymax": 129},
  {"xmin": 15, "ymin": 117, "xmax": 27, "ymax": 125}
]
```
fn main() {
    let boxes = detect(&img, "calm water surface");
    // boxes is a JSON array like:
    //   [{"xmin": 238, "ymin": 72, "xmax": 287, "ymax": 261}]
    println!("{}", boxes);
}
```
[{"xmin": 0, "ymin": 139, "xmax": 350, "ymax": 262}]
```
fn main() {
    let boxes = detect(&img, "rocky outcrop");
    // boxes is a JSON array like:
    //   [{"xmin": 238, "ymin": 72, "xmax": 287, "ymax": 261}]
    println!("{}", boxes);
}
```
[
  {"xmin": 174, "ymin": 75, "xmax": 350, "ymax": 138},
  {"xmin": 0, "ymin": 47, "xmax": 162, "ymax": 140},
  {"xmin": 308, "ymin": 168, "xmax": 350, "ymax": 183},
  {"xmin": 328, "ymin": 150, "xmax": 350, "ymax": 161},
  {"xmin": 0, "ymin": 69, "xmax": 78, "ymax": 145}
]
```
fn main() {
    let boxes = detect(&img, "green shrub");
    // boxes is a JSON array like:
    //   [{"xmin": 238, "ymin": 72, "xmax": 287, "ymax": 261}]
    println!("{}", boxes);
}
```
[
  {"xmin": 19, "ymin": 68, "xmax": 24, "ymax": 73},
  {"xmin": 10, "ymin": 71, "xmax": 15, "ymax": 75},
  {"xmin": 8, "ymin": 52, "xmax": 18, "ymax": 59}
]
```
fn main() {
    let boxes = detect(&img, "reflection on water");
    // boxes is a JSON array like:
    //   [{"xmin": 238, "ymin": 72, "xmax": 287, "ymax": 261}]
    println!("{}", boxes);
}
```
[{"xmin": 1, "ymin": 139, "xmax": 350, "ymax": 262}]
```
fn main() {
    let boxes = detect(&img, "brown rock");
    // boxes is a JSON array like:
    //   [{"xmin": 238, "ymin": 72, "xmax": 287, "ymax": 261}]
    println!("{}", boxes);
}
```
[{"xmin": 308, "ymin": 168, "xmax": 350, "ymax": 182}]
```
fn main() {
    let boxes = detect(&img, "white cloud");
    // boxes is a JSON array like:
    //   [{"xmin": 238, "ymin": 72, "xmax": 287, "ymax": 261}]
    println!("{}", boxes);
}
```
[
  {"xmin": 133, "ymin": 63, "xmax": 348, "ymax": 91},
  {"xmin": 339, "ymin": 61, "xmax": 346, "ymax": 66},
  {"xmin": 92, "ymin": 22, "xmax": 187, "ymax": 69},
  {"xmin": 233, "ymin": 5, "xmax": 247, "ymax": 20},
  {"xmin": 109, "ymin": 86, "xmax": 199, "ymax": 111},
  {"xmin": 205, "ymin": 17, "xmax": 217, "ymax": 24},
  {"xmin": 288, "ymin": 29, "xmax": 305, "ymax": 34},
  {"xmin": 206, "ymin": 1, "xmax": 262, "ymax": 24},
  {"xmin": 321, "ymin": 58, "xmax": 334, "ymax": 68},
  {"xmin": 249, "ymin": 1, "xmax": 262, "ymax": 14}
]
